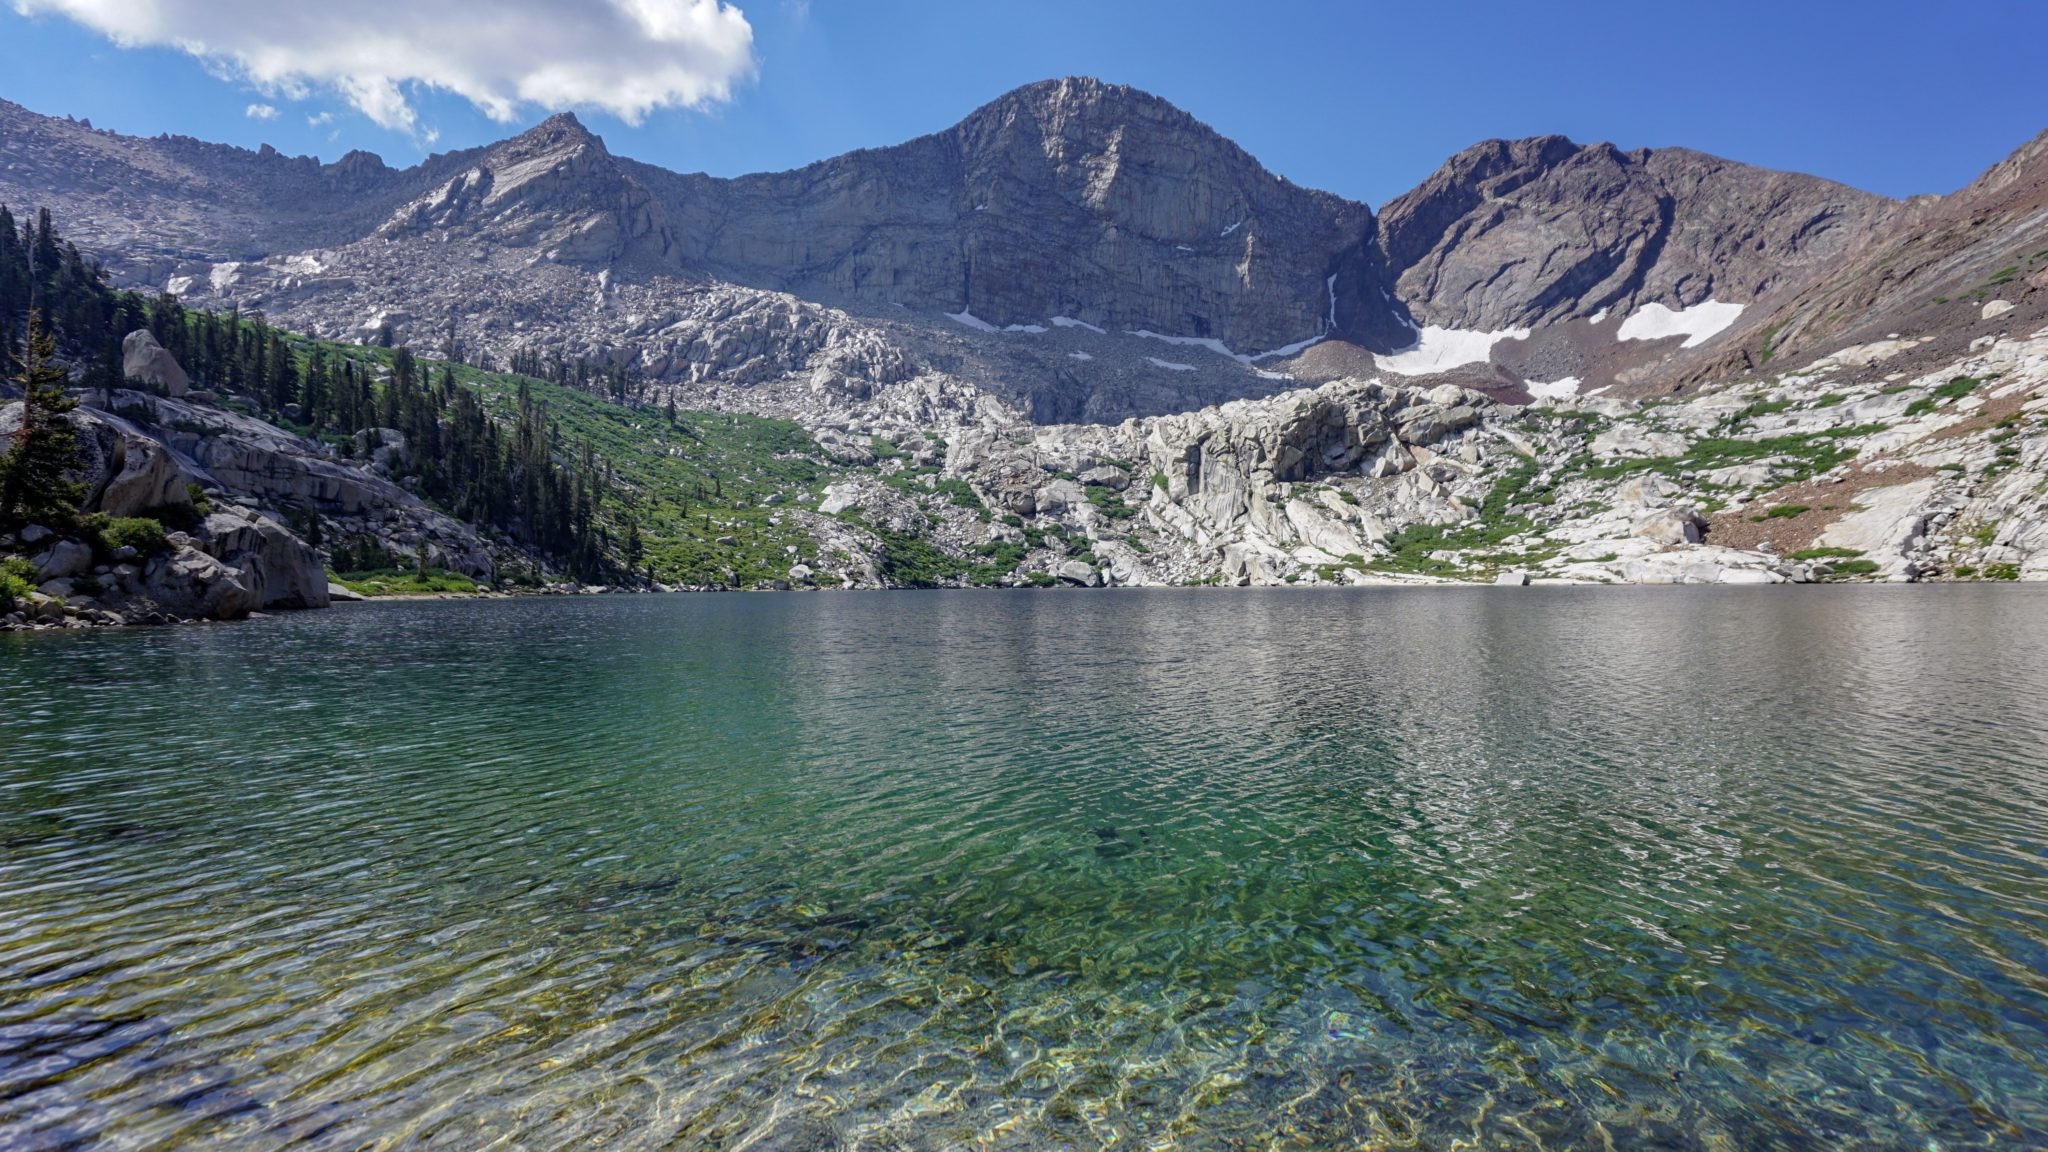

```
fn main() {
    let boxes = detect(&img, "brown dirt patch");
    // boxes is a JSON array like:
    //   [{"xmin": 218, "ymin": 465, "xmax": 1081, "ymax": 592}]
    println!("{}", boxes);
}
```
[
  {"xmin": 1928, "ymin": 386, "xmax": 2034, "ymax": 442},
  {"xmin": 1704, "ymin": 462, "xmax": 1934, "ymax": 554}
]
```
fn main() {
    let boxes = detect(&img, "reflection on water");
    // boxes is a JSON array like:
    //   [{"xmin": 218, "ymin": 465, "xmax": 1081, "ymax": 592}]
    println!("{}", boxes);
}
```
[{"xmin": 3, "ymin": 588, "xmax": 2047, "ymax": 1149}]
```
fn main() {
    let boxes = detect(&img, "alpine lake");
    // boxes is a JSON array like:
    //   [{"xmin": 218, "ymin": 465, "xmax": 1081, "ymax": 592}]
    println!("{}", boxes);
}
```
[{"xmin": 3, "ymin": 587, "xmax": 2046, "ymax": 1149}]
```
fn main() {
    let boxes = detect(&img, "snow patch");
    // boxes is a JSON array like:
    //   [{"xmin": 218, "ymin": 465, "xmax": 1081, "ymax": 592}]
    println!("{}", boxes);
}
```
[
  {"xmin": 1146, "ymin": 357, "xmax": 1198, "ymax": 372},
  {"xmin": 946, "ymin": 310, "xmax": 999, "ymax": 333},
  {"xmin": 1254, "ymin": 369, "xmax": 1293, "ymax": 381},
  {"xmin": 1253, "ymin": 334, "xmax": 1324, "ymax": 362},
  {"xmin": 1067, "ymin": 351, "xmax": 1094, "ymax": 361},
  {"xmin": 1050, "ymin": 316, "xmax": 1106, "ymax": 334},
  {"xmin": 1220, "ymin": 220, "xmax": 1242, "ymax": 237},
  {"xmin": 1130, "ymin": 327, "xmax": 1326, "ymax": 365},
  {"xmin": 1130, "ymin": 329, "xmax": 1237, "ymax": 360},
  {"xmin": 1526, "ymin": 377, "xmax": 1581, "ymax": 402},
  {"xmin": 1175, "ymin": 245, "xmax": 1195, "ymax": 252},
  {"xmin": 1588, "ymin": 307, "xmax": 1610, "ymax": 325},
  {"xmin": 1003, "ymin": 323, "xmax": 1048, "ymax": 334},
  {"xmin": 1374, "ymin": 325, "xmax": 1531, "ymax": 376},
  {"xmin": 1326, "ymin": 274, "xmax": 1338, "ymax": 332},
  {"xmin": 1616, "ymin": 301, "xmax": 1744, "ymax": 349}
]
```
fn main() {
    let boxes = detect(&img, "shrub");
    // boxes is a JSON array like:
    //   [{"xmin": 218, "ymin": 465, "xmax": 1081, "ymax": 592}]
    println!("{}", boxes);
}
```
[
  {"xmin": 1821, "ymin": 559, "xmax": 1881, "ymax": 579},
  {"xmin": 1790, "ymin": 546, "xmax": 1864, "ymax": 562},
  {"xmin": 139, "ymin": 501, "xmax": 203, "ymax": 533},
  {"xmin": 0, "ymin": 558, "xmax": 36, "ymax": 610},
  {"xmin": 100, "ymin": 516, "xmax": 171, "ymax": 557},
  {"xmin": 1085, "ymin": 485, "xmax": 1137, "ymax": 520},
  {"xmin": 1762, "ymin": 504, "xmax": 1809, "ymax": 520},
  {"xmin": 1984, "ymin": 563, "xmax": 2021, "ymax": 581},
  {"xmin": 1734, "ymin": 397, "xmax": 1793, "ymax": 423}
]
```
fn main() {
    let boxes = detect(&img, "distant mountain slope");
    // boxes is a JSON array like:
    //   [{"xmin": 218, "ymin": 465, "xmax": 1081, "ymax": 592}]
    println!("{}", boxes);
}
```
[
  {"xmin": 1375, "ymin": 136, "xmax": 1893, "ymax": 331},
  {"xmin": 0, "ymin": 99, "xmax": 477, "ymax": 277},
  {"xmin": 1695, "ymin": 127, "xmax": 2048, "ymax": 385},
  {"xmin": 1, "ymin": 80, "xmax": 2040, "ymax": 419}
]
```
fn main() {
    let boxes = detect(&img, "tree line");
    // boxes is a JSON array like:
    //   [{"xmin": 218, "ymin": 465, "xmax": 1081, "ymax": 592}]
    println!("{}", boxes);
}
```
[{"xmin": 2, "ymin": 204, "xmax": 621, "ymax": 582}]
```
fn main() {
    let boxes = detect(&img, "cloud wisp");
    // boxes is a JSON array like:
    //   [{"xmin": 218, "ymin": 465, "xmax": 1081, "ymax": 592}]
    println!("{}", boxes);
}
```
[{"xmin": 11, "ymin": 0, "xmax": 758, "ymax": 134}]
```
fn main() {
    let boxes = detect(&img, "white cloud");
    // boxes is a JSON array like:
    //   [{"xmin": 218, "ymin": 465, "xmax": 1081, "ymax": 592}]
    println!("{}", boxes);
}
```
[
  {"xmin": 244, "ymin": 102, "xmax": 278, "ymax": 120},
  {"xmin": 11, "ymin": 0, "xmax": 758, "ymax": 133}
]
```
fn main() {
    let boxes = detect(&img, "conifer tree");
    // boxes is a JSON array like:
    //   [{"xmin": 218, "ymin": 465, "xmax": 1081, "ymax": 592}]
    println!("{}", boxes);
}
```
[{"xmin": 0, "ymin": 311, "xmax": 84, "ymax": 528}]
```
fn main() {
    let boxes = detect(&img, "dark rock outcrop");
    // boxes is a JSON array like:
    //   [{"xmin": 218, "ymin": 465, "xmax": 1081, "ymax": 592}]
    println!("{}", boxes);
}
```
[{"xmin": 1374, "ymin": 136, "xmax": 1892, "ymax": 331}]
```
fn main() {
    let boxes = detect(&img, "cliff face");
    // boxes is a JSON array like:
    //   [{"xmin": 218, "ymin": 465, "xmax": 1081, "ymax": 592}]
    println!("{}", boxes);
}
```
[
  {"xmin": 637, "ymin": 78, "xmax": 1374, "ymax": 354},
  {"xmin": 1375, "ymin": 136, "xmax": 1893, "ymax": 330}
]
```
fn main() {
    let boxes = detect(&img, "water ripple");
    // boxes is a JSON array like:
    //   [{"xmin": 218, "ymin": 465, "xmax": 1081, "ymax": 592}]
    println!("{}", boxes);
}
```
[{"xmin": 2, "ymin": 587, "xmax": 2047, "ymax": 1148}]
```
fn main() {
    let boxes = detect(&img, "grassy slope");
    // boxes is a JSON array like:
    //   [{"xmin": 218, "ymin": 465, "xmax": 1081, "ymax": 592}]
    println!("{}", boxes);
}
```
[{"xmin": 295, "ymin": 344, "xmax": 848, "ymax": 587}]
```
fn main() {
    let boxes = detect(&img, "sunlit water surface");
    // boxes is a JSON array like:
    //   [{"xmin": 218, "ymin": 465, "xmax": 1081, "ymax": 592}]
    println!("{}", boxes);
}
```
[{"xmin": 3, "ymin": 589, "xmax": 2047, "ymax": 1150}]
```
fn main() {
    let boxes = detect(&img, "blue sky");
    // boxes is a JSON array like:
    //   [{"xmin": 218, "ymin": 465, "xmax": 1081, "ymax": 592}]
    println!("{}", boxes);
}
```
[{"xmin": 3, "ymin": 0, "xmax": 2044, "ymax": 207}]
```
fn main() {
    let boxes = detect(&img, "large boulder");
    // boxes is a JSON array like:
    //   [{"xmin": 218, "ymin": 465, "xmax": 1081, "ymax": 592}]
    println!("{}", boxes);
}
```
[
  {"xmin": 1632, "ymin": 509, "xmax": 1705, "ymax": 546},
  {"xmin": 142, "ymin": 545, "xmax": 258, "ymax": 620},
  {"xmin": 1034, "ymin": 478, "xmax": 1087, "ymax": 514},
  {"xmin": 73, "ymin": 409, "xmax": 199, "ymax": 518},
  {"xmin": 1055, "ymin": 559, "xmax": 1101, "ymax": 587},
  {"xmin": 121, "ymin": 330, "xmax": 191, "ymax": 397},
  {"xmin": 198, "ymin": 506, "xmax": 331, "ymax": 610},
  {"xmin": 32, "ymin": 539, "xmax": 94, "ymax": 582}
]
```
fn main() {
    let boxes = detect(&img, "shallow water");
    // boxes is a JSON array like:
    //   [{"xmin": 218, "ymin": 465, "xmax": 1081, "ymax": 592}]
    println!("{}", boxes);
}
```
[{"xmin": 3, "ymin": 588, "xmax": 2046, "ymax": 1149}]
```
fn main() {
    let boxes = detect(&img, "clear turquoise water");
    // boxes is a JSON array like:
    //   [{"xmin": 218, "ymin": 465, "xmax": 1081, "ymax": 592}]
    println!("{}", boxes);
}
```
[{"xmin": 3, "ymin": 589, "xmax": 2046, "ymax": 1149}]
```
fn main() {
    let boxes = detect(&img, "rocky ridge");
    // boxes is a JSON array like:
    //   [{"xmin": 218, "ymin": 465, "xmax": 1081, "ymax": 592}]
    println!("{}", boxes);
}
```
[{"xmin": 4, "ymin": 78, "xmax": 1967, "ymax": 422}]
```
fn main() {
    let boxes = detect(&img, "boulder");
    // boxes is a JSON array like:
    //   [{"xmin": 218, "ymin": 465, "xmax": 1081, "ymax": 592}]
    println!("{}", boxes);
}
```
[
  {"xmin": 73, "ymin": 409, "xmax": 198, "ymax": 518},
  {"xmin": 1494, "ymin": 570, "xmax": 1530, "ymax": 586},
  {"xmin": 327, "ymin": 581, "xmax": 366, "ymax": 603},
  {"xmin": 1055, "ymin": 559, "xmax": 1101, "ymax": 587},
  {"xmin": 198, "ymin": 506, "xmax": 331, "ymax": 609},
  {"xmin": 32, "ymin": 539, "xmax": 94, "ymax": 582},
  {"xmin": 1035, "ymin": 478, "xmax": 1088, "ymax": 514},
  {"xmin": 142, "ymin": 546, "xmax": 258, "ymax": 620},
  {"xmin": 1078, "ymin": 465, "xmax": 1130, "ymax": 492},
  {"xmin": 121, "ymin": 329, "xmax": 190, "ymax": 397},
  {"xmin": 817, "ymin": 483, "xmax": 862, "ymax": 516},
  {"xmin": 1631, "ymin": 510, "xmax": 1704, "ymax": 546}
]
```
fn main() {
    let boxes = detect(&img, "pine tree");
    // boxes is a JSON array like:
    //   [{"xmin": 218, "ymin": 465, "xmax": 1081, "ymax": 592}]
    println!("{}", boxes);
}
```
[{"xmin": 0, "ymin": 311, "xmax": 84, "ymax": 528}]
